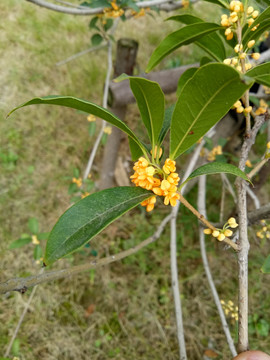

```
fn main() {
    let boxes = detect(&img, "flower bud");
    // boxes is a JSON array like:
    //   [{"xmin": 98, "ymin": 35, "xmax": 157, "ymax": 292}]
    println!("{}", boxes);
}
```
[
  {"xmin": 217, "ymin": 233, "xmax": 225, "ymax": 241},
  {"xmin": 212, "ymin": 230, "xmax": 220, "ymax": 237},
  {"xmin": 204, "ymin": 228, "xmax": 212, "ymax": 235},
  {"xmin": 248, "ymin": 40, "xmax": 255, "ymax": 48},
  {"xmin": 251, "ymin": 53, "xmax": 260, "ymax": 60},
  {"xmin": 224, "ymin": 229, "xmax": 233, "ymax": 237}
]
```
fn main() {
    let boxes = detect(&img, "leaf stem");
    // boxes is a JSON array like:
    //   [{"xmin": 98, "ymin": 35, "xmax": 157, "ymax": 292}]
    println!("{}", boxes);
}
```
[{"xmin": 178, "ymin": 192, "xmax": 239, "ymax": 251}]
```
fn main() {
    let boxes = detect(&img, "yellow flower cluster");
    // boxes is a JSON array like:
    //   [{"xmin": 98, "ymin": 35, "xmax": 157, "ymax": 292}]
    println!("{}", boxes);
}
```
[
  {"xmin": 103, "ymin": 1, "xmax": 124, "ymax": 18},
  {"xmin": 204, "ymin": 217, "xmax": 238, "ymax": 241},
  {"xmin": 72, "ymin": 177, "xmax": 82, "ymax": 188},
  {"xmin": 221, "ymin": 2, "xmax": 260, "ymax": 73},
  {"xmin": 255, "ymin": 99, "xmax": 268, "ymax": 115},
  {"xmin": 256, "ymin": 220, "xmax": 270, "ymax": 240},
  {"xmin": 220, "ymin": 299, "xmax": 239, "ymax": 321},
  {"xmin": 131, "ymin": 7, "xmax": 150, "ymax": 18},
  {"xmin": 246, "ymin": 6, "xmax": 260, "ymax": 31},
  {"xmin": 232, "ymin": 100, "xmax": 252, "ymax": 114},
  {"xmin": 130, "ymin": 157, "xmax": 180, "ymax": 211},
  {"xmin": 81, "ymin": 192, "xmax": 90, "ymax": 199},
  {"xmin": 207, "ymin": 145, "xmax": 222, "ymax": 162}
]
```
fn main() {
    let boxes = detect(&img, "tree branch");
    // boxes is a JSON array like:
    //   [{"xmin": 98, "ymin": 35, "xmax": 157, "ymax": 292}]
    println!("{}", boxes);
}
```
[
  {"xmin": 0, "ymin": 214, "xmax": 172, "ymax": 295},
  {"xmin": 198, "ymin": 175, "xmax": 237, "ymax": 357},
  {"xmin": 235, "ymin": 114, "xmax": 266, "ymax": 353},
  {"xmin": 25, "ymin": 0, "xmax": 188, "ymax": 15}
]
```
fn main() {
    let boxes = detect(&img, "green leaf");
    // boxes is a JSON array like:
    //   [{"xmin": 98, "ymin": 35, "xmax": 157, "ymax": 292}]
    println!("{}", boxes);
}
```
[
  {"xmin": 8, "ymin": 96, "xmax": 146, "ymax": 156},
  {"xmin": 128, "ymin": 136, "xmax": 144, "ymax": 160},
  {"xmin": 200, "ymin": 56, "xmax": 213, "ymax": 66},
  {"xmin": 104, "ymin": 18, "xmax": 113, "ymax": 32},
  {"xmin": 168, "ymin": 15, "xmax": 226, "ymax": 61},
  {"xmin": 243, "ymin": 6, "xmax": 270, "ymax": 45},
  {"xmin": 115, "ymin": 75, "xmax": 164, "ymax": 148},
  {"xmin": 9, "ymin": 236, "xmax": 32, "ymax": 249},
  {"xmin": 91, "ymin": 33, "xmax": 103, "ymax": 46},
  {"xmin": 256, "ymin": 319, "xmax": 269, "ymax": 337},
  {"xmin": 261, "ymin": 254, "xmax": 270, "ymax": 273},
  {"xmin": 176, "ymin": 67, "xmax": 198, "ymax": 96},
  {"xmin": 180, "ymin": 162, "xmax": 252, "ymax": 188},
  {"xmin": 246, "ymin": 62, "xmax": 270, "ymax": 87},
  {"xmin": 89, "ymin": 16, "xmax": 99, "ymax": 30},
  {"xmin": 34, "ymin": 244, "xmax": 43, "ymax": 260},
  {"xmin": 44, "ymin": 187, "xmax": 152, "ymax": 265},
  {"xmin": 202, "ymin": 0, "xmax": 229, "ymax": 8},
  {"xmin": 28, "ymin": 217, "xmax": 39, "ymax": 234},
  {"xmin": 169, "ymin": 63, "xmax": 254, "ymax": 159},
  {"xmin": 243, "ymin": 20, "xmax": 270, "ymax": 47},
  {"xmin": 146, "ymin": 22, "xmax": 223, "ymax": 72},
  {"xmin": 158, "ymin": 104, "xmax": 175, "ymax": 144}
]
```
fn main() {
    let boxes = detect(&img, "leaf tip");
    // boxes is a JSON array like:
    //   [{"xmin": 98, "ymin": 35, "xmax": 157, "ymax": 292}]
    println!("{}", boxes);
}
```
[{"xmin": 114, "ymin": 73, "xmax": 129, "ymax": 83}]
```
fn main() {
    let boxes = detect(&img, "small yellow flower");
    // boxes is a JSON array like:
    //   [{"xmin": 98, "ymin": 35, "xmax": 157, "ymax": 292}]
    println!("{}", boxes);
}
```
[
  {"xmin": 247, "ymin": 6, "xmax": 254, "ymax": 15},
  {"xmin": 251, "ymin": 53, "xmax": 260, "ymax": 60},
  {"xmin": 141, "ymin": 196, "xmax": 156, "ymax": 212},
  {"xmin": 217, "ymin": 233, "xmax": 225, "ymax": 241},
  {"xmin": 31, "ymin": 235, "xmax": 40, "ymax": 245},
  {"xmin": 252, "ymin": 10, "xmax": 259, "ymax": 18},
  {"xmin": 163, "ymin": 159, "xmax": 176, "ymax": 174},
  {"xmin": 245, "ymin": 106, "xmax": 252, "ymax": 113},
  {"xmin": 234, "ymin": 44, "xmax": 243, "ymax": 53},
  {"xmin": 245, "ymin": 63, "xmax": 252, "ymax": 71},
  {"xmin": 267, "ymin": 141, "xmax": 270, "ymax": 149},
  {"xmin": 224, "ymin": 229, "xmax": 233, "ymax": 237},
  {"xmin": 151, "ymin": 146, "xmax": 163, "ymax": 159},
  {"xmin": 103, "ymin": 126, "xmax": 112, "ymax": 135},
  {"xmin": 227, "ymin": 32, "xmax": 234, "ymax": 40},
  {"xmin": 228, "ymin": 217, "xmax": 238, "ymax": 228},
  {"xmin": 248, "ymin": 18, "xmax": 255, "ymax": 27},
  {"xmin": 245, "ymin": 159, "xmax": 252, "ymax": 168},
  {"xmin": 212, "ymin": 230, "xmax": 220, "ymax": 237},
  {"xmin": 236, "ymin": 106, "xmax": 244, "ymax": 113},
  {"xmin": 87, "ymin": 114, "xmax": 96, "ymax": 122},
  {"xmin": 239, "ymin": 53, "xmax": 246, "ymax": 59},
  {"xmin": 234, "ymin": 100, "xmax": 242, "ymax": 108},
  {"xmin": 204, "ymin": 228, "xmax": 212, "ymax": 235},
  {"xmin": 248, "ymin": 40, "xmax": 255, "ymax": 48},
  {"xmin": 223, "ymin": 58, "xmax": 232, "ymax": 65},
  {"xmin": 81, "ymin": 192, "xmax": 90, "ymax": 199}
]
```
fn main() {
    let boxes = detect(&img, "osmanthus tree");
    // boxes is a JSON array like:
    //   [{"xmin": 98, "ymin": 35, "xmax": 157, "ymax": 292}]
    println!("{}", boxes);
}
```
[{"xmin": 3, "ymin": 0, "xmax": 270, "ymax": 358}]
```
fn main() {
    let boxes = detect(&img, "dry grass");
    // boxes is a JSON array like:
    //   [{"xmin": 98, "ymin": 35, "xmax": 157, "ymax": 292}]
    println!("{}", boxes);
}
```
[{"xmin": 1, "ymin": 1, "xmax": 270, "ymax": 359}]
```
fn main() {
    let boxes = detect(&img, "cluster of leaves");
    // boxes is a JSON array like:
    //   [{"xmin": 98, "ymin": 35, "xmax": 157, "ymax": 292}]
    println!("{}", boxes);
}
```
[{"xmin": 8, "ymin": 0, "xmax": 270, "ymax": 267}]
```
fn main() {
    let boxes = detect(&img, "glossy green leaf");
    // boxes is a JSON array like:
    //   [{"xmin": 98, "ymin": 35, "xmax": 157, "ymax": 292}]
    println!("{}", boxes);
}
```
[
  {"xmin": 9, "ymin": 236, "xmax": 32, "ymax": 249},
  {"xmin": 168, "ymin": 15, "xmax": 226, "ymax": 61},
  {"xmin": 243, "ymin": 6, "xmax": 270, "ymax": 45},
  {"xmin": 246, "ymin": 62, "xmax": 270, "ymax": 87},
  {"xmin": 146, "ymin": 22, "xmax": 223, "ymax": 72},
  {"xmin": 115, "ymin": 75, "xmax": 164, "ymax": 147},
  {"xmin": 170, "ymin": 63, "xmax": 254, "ymax": 160},
  {"xmin": 128, "ymin": 136, "xmax": 144, "ymax": 160},
  {"xmin": 243, "ymin": 19, "xmax": 270, "ymax": 47},
  {"xmin": 28, "ymin": 217, "xmax": 39, "ymax": 234},
  {"xmin": 38, "ymin": 232, "xmax": 50, "ymax": 240},
  {"xmin": 261, "ymin": 254, "xmax": 270, "ymax": 273},
  {"xmin": 8, "ymin": 96, "xmax": 146, "ymax": 156},
  {"xmin": 203, "ymin": 0, "xmax": 229, "ymax": 8},
  {"xmin": 176, "ymin": 67, "xmax": 198, "ymax": 96},
  {"xmin": 44, "ymin": 187, "xmax": 152, "ymax": 265},
  {"xmin": 200, "ymin": 57, "xmax": 213, "ymax": 66},
  {"xmin": 158, "ymin": 104, "xmax": 175, "ymax": 144},
  {"xmin": 180, "ymin": 162, "xmax": 251, "ymax": 188}
]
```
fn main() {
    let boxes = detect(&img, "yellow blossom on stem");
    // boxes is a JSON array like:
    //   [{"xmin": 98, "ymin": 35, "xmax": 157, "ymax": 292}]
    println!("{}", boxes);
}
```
[
  {"xmin": 251, "ymin": 53, "xmax": 260, "ymax": 60},
  {"xmin": 248, "ymin": 40, "xmax": 255, "ymax": 48},
  {"xmin": 163, "ymin": 159, "xmax": 176, "ymax": 174},
  {"xmin": 228, "ymin": 217, "xmax": 238, "ymax": 228},
  {"xmin": 204, "ymin": 228, "xmax": 212, "ymax": 235},
  {"xmin": 267, "ymin": 141, "xmax": 270, "ymax": 149},
  {"xmin": 104, "ymin": 126, "xmax": 112, "ymax": 135},
  {"xmin": 212, "ymin": 230, "xmax": 220, "ymax": 237},
  {"xmin": 87, "ymin": 114, "xmax": 96, "ymax": 122},
  {"xmin": 141, "ymin": 196, "xmax": 156, "ymax": 212},
  {"xmin": 32, "ymin": 235, "xmax": 40, "ymax": 245},
  {"xmin": 245, "ymin": 159, "xmax": 252, "ymax": 168},
  {"xmin": 224, "ymin": 229, "xmax": 233, "ymax": 237}
]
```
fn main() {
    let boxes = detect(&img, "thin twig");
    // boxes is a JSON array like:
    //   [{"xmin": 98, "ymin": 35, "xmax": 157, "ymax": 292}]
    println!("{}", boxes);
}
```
[
  {"xmin": 247, "ymin": 203, "xmax": 270, "ymax": 224},
  {"xmin": 247, "ymin": 157, "xmax": 269, "ymax": 180},
  {"xmin": 221, "ymin": 173, "xmax": 237, "ymax": 203},
  {"xmin": 4, "ymin": 268, "xmax": 44, "ymax": 357},
  {"xmin": 246, "ymin": 186, "xmax": 260, "ymax": 210},
  {"xmin": 53, "ymin": 0, "xmax": 88, "ymax": 9},
  {"xmin": 170, "ymin": 210, "xmax": 187, "ymax": 360},
  {"xmin": 235, "ymin": 114, "xmax": 266, "ymax": 353},
  {"xmin": 83, "ymin": 40, "xmax": 113, "ymax": 180},
  {"xmin": 25, "ymin": 0, "xmax": 186, "ymax": 15},
  {"xmin": 0, "ymin": 215, "xmax": 172, "ymax": 295},
  {"xmin": 220, "ymin": 179, "xmax": 226, "ymax": 223},
  {"xmin": 56, "ymin": 44, "xmax": 107, "ymax": 66},
  {"xmin": 198, "ymin": 175, "xmax": 237, "ymax": 357},
  {"xmin": 169, "ymin": 131, "xmax": 215, "ymax": 360}
]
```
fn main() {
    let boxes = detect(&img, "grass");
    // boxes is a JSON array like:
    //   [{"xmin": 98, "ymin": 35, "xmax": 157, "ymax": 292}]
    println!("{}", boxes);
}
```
[{"xmin": 1, "ymin": 1, "xmax": 270, "ymax": 359}]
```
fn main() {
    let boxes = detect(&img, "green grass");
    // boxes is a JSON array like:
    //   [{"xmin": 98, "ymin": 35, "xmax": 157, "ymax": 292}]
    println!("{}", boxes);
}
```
[{"xmin": 1, "ymin": 1, "xmax": 270, "ymax": 359}]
